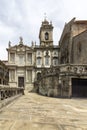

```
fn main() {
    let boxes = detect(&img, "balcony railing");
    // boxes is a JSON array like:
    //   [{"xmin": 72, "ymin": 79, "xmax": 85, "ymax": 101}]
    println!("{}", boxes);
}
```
[{"xmin": 0, "ymin": 85, "xmax": 24, "ymax": 100}]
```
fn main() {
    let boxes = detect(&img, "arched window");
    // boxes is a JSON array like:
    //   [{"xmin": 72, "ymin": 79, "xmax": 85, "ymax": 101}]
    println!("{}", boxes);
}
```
[
  {"xmin": 45, "ymin": 32, "xmax": 49, "ymax": 40},
  {"xmin": 37, "ymin": 72, "xmax": 41, "ymax": 80}
]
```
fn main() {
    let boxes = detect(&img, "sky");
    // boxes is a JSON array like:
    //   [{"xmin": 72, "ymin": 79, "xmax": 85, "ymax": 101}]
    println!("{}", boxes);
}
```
[{"xmin": 0, "ymin": 0, "xmax": 87, "ymax": 60}]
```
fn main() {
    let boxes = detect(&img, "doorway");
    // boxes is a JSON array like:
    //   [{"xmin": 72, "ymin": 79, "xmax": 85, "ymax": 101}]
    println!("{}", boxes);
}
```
[
  {"xmin": 18, "ymin": 77, "xmax": 24, "ymax": 88},
  {"xmin": 72, "ymin": 78, "xmax": 87, "ymax": 97}
]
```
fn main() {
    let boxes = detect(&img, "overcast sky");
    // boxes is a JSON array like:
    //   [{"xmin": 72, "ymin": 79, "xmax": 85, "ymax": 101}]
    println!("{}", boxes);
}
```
[{"xmin": 0, "ymin": 0, "xmax": 87, "ymax": 60}]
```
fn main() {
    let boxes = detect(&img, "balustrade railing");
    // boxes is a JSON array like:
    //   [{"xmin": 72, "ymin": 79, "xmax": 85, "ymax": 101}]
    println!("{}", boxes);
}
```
[{"xmin": 0, "ymin": 85, "xmax": 24, "ymax": 100}]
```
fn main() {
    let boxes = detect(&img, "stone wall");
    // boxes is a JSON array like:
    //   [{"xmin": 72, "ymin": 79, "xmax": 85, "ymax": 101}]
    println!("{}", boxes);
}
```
[
  {"xmin": 72, "ymin": 30, "xmax": 87, "ymax": 64},
  {"xmin": 33, "ymin": 64, "xmax": 87, "ymax": 98},
  {"xmin": 33, "ymin": 67, "xmax": 70, "ymax": 98},
  {"xmin": 38, "ymin": 75, "xmax": 59, "ymax": 97}
]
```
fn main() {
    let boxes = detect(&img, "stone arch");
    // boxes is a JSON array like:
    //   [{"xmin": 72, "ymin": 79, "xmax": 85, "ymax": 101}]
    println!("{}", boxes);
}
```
[
  {"xmin": 45, "ymin": 32, "xmax": 49, "ymax": 40},
  {"xmin": 37, "ymin": 72, "xmax": 41, "ymax": 80}
]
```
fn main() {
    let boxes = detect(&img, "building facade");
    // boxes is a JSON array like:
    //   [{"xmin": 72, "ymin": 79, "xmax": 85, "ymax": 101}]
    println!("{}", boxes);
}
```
[
  {"xmin": 6, "ymin": 19, "xmax": 59, "ymax": 91},
  {"xmin": 0, "ymin": 60, "xmax": 9, "ymax": 85},
  {"xmin": 35, "ymin": 19, "xmax": 59, "ymax": 80}
]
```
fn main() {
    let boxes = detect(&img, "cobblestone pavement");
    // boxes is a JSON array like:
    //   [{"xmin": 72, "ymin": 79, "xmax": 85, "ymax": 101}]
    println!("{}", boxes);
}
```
[{"xmin": 0, "ymin": 93, "xmax": 87, "ymax": 130}]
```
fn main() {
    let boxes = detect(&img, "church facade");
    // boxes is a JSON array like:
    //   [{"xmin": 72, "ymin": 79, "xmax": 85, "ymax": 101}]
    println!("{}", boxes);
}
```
[{"xmin": 6, "ymin": 19, "xmax": 59, "ymax": 91}]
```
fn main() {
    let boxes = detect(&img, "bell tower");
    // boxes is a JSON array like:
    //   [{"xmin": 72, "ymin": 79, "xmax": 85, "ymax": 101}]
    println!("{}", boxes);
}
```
[{"xmin": 39, "ymin": 18, "xmax": 53, "ymax": 47}]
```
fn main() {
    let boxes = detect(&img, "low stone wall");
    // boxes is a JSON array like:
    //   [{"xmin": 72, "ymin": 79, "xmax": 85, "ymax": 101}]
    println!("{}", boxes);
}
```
[
  {"xmin": 0, "ymin": 85, "xmax": 24, "ymax": 100},
  {"xmin": 0, "ymin": 94, "xmax": 22, "ymax": 109},
  {"xmin": 0, "ymin": 85, "xmax": 24, "ymax": 108}
]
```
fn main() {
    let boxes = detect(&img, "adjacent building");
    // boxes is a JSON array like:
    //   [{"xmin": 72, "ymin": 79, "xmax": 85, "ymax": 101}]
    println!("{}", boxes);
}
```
[
  {"xmin": 59, "ymin": 18, "xmax": 87, "ymax": 64},
  {"xmin": 0, "ymin": 60, "xmax": 9, "ymax": 85}
]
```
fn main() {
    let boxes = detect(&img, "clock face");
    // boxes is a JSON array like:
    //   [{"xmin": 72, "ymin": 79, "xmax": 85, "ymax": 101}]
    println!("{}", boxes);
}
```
[{"xmin": 45, "ymin": 32, "xmax": 49, "ymax": 40}]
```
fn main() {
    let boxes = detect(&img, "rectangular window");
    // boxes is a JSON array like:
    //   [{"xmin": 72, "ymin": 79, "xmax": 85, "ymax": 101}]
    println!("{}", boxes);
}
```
[
  {"xmin": 27, "ymin": 53, "xmax": 32, "ymax": 64},
  {"xmin": 10, "ymin": 53, "xmax": 15, "ymax": 62},
  {"xmin": 19, "ymin": 54, "xmax": 24, "ymax": 64},
  {"xmin": 53, "ymin": 58, "xmax": 58, "ymax": 66},
  {"xmin": 11, "ymin": 70, "xmax": 15, "ymax": 82},
  {"xmin": 27, "ymin": 70, "xmax": 32, "ymax": 83},
  {"xmin": 37, "ymin": 58, "xmax": 41, "ymax": 65}
]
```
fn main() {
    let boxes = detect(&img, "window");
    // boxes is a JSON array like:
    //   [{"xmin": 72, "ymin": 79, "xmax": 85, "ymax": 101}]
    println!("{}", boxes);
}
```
[
  {"xmin": 45, "ymin": 56, "xmax": 49, "ymax": 65},
  {"xmin": 27, "ymin": 53, "xmax": 32, "ymax": 64},
  {"xmin": 19, "ymin": 54, "xmax": 24, "ymax": 64},
  {"xmin": 10, "ymin": 70, "xmax": 15, "ymax": 81},
  {"xmin": 27, "ymin": 70, "xmax": 32, "ymax": 83},
  {"xmin": 53, "ymin": 58, "xmax": 58, "ymax": 66},
  {"xmin": 37, "ymin": 58, "xmax": 41, "ymax": 65},
  {"xmin": 10, "ymin": 53, "xmax": 15, "ymax": 62},
  {"xmin": 45, "ymin": 32, "xmax": 49, "ymax": 40}
]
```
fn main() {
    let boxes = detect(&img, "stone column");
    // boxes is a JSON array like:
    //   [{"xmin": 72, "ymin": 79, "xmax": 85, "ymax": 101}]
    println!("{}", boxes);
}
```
[
  {"xmin": 69, "ymin": 77, "xmax": 72, "ymax": 98},
  {"xmin": 59, "ymin": 76, "xmax": 62, "ymax": 97},
  {"xmin": 42, "ymin": 50, "xmax": 44, "ymax": 67},
  {"xmin": 51, "ymin": 50, "xmax": 53, "ymax": 66}
]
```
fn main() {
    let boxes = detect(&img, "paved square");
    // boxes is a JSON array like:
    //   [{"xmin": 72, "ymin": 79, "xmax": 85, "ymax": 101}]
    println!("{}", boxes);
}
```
[{"xmin": 0, "ymin": 93, "xmax": 87, "ymax": 130}]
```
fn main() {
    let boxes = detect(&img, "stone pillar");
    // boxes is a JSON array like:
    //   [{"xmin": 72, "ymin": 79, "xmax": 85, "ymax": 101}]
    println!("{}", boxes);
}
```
[
  {"xmin": 69, "ymin": 77, "xmax": 72, "ymax": 98},
  {"xmin": 0, "ymin": 91, "xmax": 1, "ymax": 100},
  {"xmin": 8, "ymin": 52, "xmax": 10, "ymax": 63},
  {"xmin": 34, "ymin": 51, "xmax": 36, "ymax": 66},
  {"xmin": 59, "ymin": 76, "xmax": 62, "ymax": 97},
  {"xmin": 51, "ymin": 50, "xmax": 53, "ymax": 66},
  {"xmin": 42, "ymin": 50, "xmax": 44, "ymax": 67}
]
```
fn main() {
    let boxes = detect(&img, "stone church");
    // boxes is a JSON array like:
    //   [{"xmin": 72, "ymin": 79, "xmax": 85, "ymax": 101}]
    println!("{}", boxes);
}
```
[
  {"xmin": 35, "ymin": 18, "xmax": 87, "ymax": 98},
  {"xmin": 6, "ymin": 19, "xmax": 59, "ymax": 91}
]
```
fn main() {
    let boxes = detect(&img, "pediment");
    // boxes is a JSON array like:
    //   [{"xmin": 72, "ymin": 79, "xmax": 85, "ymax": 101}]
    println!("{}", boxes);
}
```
[
  {"xmin": 17, "ymin": 44, "xmax": 33, "ymax": 52},
  {"xmin": 7, "ymin": 43, "xmax": 33, "ymax": 52},
  {"xmin": 8, "ymin": 45, "xmax": 17, "ymax": 51}
]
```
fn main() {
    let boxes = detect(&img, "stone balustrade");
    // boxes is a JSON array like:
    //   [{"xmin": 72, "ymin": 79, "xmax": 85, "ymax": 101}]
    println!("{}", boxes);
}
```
[{"xmin": 0, "ymin": 85, "xmax": 24, "ymax": 100}]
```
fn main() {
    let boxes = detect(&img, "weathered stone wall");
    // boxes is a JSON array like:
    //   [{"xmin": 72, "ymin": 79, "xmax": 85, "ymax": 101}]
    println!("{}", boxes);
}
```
[
  {"xmin": 72, "ymin": 22, "xmax": 87, "ymax": 37},
  {"xmin": 59, "ymin": 18, "xmax": 87, "ymax": 65},
  {"xmin": 38, "ymin": 74, "xmax": 59, "ymax": 97},
  {"xmin": 33, "ymin": 67, "xmax": 70, "ymax": 98},
  {"xmin": 33, "ymin": 64, "xmax": 87, "ymax": 98},
  {"xmin": 72, "ymin": 30, "xmax": 87, "ymax": 64}
]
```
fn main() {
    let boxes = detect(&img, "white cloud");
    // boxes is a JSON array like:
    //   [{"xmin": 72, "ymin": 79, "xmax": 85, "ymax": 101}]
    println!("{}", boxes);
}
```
[{"xmin": 0, "ymin": 0, "xmax": 87, "ymax": 60}]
